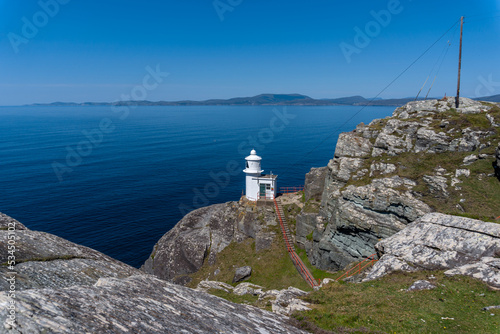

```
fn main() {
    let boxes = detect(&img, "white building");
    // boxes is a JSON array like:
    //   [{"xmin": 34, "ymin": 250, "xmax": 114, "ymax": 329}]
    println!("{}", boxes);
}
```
[{"xmin": 243, "ymin": 149, "xmax": 277, "ymax": 201}]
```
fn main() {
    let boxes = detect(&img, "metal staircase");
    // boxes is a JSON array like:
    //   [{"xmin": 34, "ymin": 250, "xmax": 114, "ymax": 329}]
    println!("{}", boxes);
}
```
[{"xmin": 274, "ymin": 198, "xmax": 320, "ymax": 289}]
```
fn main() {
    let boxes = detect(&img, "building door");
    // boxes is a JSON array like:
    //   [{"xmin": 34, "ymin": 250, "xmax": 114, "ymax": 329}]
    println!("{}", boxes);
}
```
[{"xmin": 259, "ymin": 184, "xmax": 266, "ymax": 198}]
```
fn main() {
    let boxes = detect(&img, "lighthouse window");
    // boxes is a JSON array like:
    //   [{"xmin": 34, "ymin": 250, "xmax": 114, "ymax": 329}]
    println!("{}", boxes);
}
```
[
  {"xmin": 246, "ymin": 162, "xmax": 249, "ymax": 168},
  {"xmin": 266, "ymin": 184, "xmax": 271, "ymax": 190}
]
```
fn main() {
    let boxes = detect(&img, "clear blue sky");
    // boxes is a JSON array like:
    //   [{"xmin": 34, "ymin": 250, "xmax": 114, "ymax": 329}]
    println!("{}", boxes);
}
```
[{"xmin": 1, "ymin": 0, "xmax": 499, "ymax": 105}]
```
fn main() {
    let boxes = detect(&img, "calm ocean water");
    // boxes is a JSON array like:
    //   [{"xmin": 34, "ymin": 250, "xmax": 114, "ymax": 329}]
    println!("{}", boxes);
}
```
[{"xmin": 0, "ymin": 105, "xmax": 394, "ymax": 267}]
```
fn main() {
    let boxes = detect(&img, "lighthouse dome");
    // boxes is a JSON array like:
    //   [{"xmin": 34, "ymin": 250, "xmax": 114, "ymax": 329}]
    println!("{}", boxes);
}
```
[
  {"xmin": 243, "ymin": 149, "xmax": 263, "ymax": 174},
  {"xmin": 245, "ymin": 149, "xmax": 262, "ymax": 161}
]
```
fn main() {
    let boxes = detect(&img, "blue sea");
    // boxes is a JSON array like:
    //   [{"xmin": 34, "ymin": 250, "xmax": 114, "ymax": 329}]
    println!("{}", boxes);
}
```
[{"xmin": 0, "ymin": 105, "xmax": 394, "ymax": 267}]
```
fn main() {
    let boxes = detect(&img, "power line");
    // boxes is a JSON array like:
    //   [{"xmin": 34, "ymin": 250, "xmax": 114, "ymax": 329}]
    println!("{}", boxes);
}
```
[
  {"xmin": 288, "ymin": 18, "xmax": 462, "ymax": 170},
  {"xmin": 424, "ymin": 22, "xmax": 460, "ymax": 99}
]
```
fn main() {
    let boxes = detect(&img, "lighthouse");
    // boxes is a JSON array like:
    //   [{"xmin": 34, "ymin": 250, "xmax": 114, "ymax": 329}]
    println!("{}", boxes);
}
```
[{"xmin": 243, "ymin": 149, "xmax": 277, "ymax": 201}]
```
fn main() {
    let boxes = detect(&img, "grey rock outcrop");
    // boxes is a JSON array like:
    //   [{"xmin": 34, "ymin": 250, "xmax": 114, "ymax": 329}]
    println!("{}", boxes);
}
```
[
  {"xmin": 304, "ymin": 167, "xmax": 328, "ymax": 201},
  {"xmin": 233, "ymin": 282, "xmax": 264, "ymax": 296},
  {"xmin": 141, "ymin": 201, "xmax": 277, "ymax": 284},
  {"xmin": 271, "ymin": 287, "xmax": 311, "ymax": 315},
  {"xmin": 311, "ymin": 175, "xmax": 431, "ymax": 270},
  {"xmin": 0, "ymin": 213, "xmax": 26, "ymax": 230},
  {"xmin": 423, "ymin": 175, "xmax": 449, "ymax": 197},
  {"xmin": 233, "ymin": 266, "xmax": 252, "ymax": 283},
  {"xmin": 445, "ymin": 257, "xmax": 500, "ymax": 289},
  {"xmin": 0, "ymin": 213, "xmax": 141, "ymax": 291},
  {"xmin": 306, "ymin": 97, "xmax": 497, "ymax": 271},
  {"xmin": 196, "ymin": 280, "xmax": 311, "ymax": 316},
  {"xmin": 393, "ymin": 97, "xmax": 491, "ymax": 119},
  {"xmin": 362, "ymin": 213, "xmax": 500, "ymax": 288},
  {"xmin": 0, "ymin": 213, "xmax": 308, "ymax": 333},
  {"xmin": 0, "ymin": 275, "xmax": 307, "ymax": 333},
  {"xmin": 407, "ymin": 280, "xmax": 436, "ymax": 291},
  {"xmin": 195, "ymin": 280, "xmax": 234, "ymax": 293}
]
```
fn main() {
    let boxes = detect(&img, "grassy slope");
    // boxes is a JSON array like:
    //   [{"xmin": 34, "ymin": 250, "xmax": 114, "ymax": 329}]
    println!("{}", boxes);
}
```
[
  {"xmin": 293, "ymin": 271, "xmax": 500, "ymax": 334},
  {"xmin": 186, "ymin": 223, "xmax": 314, "ymax": 292}
]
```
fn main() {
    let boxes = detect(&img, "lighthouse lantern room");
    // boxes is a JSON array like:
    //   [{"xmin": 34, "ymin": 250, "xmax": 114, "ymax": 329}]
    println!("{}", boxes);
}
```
[{"xmin": 243, "ymin": 149, "xmax": 277, "ymax": 201}]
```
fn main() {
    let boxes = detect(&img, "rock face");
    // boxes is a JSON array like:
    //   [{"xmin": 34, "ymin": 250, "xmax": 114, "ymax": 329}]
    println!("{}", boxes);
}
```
[
  {"xmin": 0, "ymin": 212, "xmax": 307, "ymax": 333},
  {"xmin": 1, "ymin": 275, "xmax": 307, "ymax": 334},
  {"xmin": 305, "ymin": 97, "xmax": 498, "ymax": 271},
  {"xmin": 362, "ymin": 213, "xmax": 500, "ymax": 289},
  {"xmin": 304, "ymin": 167, "xmax": 328, "ymax": 201},
  {"xmin": 141, "ymin": 201, "xmax": 277, "ymax": 284},
  {"xmin": 0, "ymin": 213, "xmax": 141, "ymax": 291}
]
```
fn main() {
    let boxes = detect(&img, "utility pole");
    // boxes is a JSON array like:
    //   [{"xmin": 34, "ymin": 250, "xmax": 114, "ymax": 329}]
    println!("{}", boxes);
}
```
[{"xmin": 455, "ymin": 16, "xmax": 464, "ymax": 108}]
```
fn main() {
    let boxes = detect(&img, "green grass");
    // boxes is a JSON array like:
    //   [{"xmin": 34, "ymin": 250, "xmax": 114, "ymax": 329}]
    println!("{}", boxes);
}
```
[
  {"xmin": 187, "ymin": 232, "xmax": 313, "ymax": 292},
  {"xmin": 293, "ymin": 271, "xmax": 500, "ymax": 334},
  {"xmin": 303, "ymin": 198, "xmax": 321, "ymax": 213}
]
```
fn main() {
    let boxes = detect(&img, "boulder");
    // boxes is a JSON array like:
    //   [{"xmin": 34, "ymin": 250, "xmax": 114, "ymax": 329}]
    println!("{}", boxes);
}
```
[
  {"xmin": 271, "ymin": 287, "xmax": 311, "ymax": 315},
  {"xmin": 362, "ymin": 213, "xmax": 500, "ymax": 288},
  {"xmin": 463, "ymin": 154, "xmax": 479, "ymax": 165},
  {"xmin": 455, "ymin": 169, "xmax": 470, "ymax": 178},
  {"xmin": 233, "ymin": 266, "xmax": 252, "ymax": 283},
  {"xmin": 407, "ymin": 280, "xmax": 436, "ymax": 292}
]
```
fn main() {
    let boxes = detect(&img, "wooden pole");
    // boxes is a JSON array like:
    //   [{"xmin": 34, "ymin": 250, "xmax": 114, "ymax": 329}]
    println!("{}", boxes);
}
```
[{"xmin": 455, "ymin": 16, "xmax": 464, "ymax": 108}]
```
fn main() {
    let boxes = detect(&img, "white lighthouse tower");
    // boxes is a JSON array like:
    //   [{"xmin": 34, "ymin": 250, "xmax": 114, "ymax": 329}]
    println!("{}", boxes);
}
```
[{"xmin": 243, "ymin": 149, "xmax": 277, "ymax": 201}]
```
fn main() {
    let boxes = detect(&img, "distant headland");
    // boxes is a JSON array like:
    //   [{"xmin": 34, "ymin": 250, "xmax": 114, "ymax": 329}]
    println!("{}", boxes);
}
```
[{"xmin": 28, "ymin": 93, "xmax": 500, "ymax": 107}]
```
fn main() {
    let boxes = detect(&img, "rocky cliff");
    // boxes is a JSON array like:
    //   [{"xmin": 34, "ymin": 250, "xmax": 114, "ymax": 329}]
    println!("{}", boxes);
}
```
[
  {"xmin": 0, "ymin": 213, "xmax": 141, "ymax": 291},
  {"xmin": 0, "ymin": 212, "xmax": 306, "ymax": 333},
  {"xmin": 141, "ymin": 200, "xmax": 278, "ymax": 285},
  {"xmin": 1, "ymin": 274, "xmax": 306, "ymax": 333},
  {"xmin": 297, "ymin": 97, "xmax": 500, "ymax": 271}
]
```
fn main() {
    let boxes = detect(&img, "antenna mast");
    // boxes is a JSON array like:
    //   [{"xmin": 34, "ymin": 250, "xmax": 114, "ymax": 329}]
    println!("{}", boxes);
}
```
[{"xmin": 455, "ymin": 16, "xmax": 464, "ymax": 108}]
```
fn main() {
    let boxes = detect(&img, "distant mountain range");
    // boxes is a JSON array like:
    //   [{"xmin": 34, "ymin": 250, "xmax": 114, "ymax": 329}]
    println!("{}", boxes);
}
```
[{"xmin": 30, "ymin": 93, "xmax": 500, "ymax": 107}]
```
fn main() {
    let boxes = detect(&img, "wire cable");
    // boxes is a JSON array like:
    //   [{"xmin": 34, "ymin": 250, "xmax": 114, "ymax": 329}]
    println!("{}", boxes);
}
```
[
  {"xmin": 287, "ymin": 18, "xmax": 462, "ymax": 170},
  {"xmin": 417, "ymin": 23, "xmax": 459, "ymax": 100}
]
